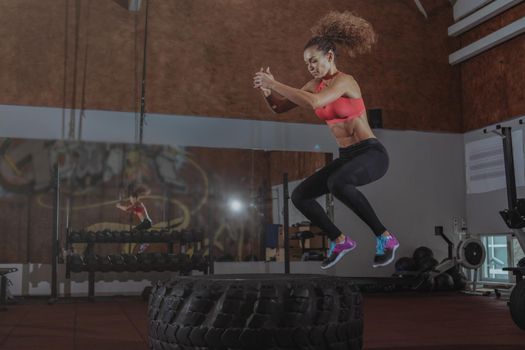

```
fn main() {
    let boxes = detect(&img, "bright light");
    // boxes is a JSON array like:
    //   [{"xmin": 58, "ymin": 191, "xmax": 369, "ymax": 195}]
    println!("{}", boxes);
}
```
[{"xmin": 229, "ymin": 199, "xmax": 243, "ymax": 212}]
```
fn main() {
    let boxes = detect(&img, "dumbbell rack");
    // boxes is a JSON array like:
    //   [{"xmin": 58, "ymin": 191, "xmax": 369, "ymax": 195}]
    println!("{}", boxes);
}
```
[{"xmin": 65, "ymin": 228, "xmax": 207, "ymax": 299}]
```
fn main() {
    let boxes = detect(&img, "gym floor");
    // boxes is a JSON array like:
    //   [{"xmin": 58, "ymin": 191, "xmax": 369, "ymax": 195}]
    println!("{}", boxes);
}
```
[{"xmin": 0, "ymin": 292, "xmax": 523, "ymax": 350}]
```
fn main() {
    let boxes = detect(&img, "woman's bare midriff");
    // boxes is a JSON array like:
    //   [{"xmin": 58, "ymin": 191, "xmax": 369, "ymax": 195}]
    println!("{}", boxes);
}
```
[{"xmin": 327, "ymin": 113, "xmax": 376, "ymax": 147}]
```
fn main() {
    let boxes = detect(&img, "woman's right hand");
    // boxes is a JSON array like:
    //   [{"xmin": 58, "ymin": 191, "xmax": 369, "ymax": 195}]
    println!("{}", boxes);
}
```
[
  {"xmin": 255, "ymin": 67, "xmax": 274, "ymax": 96},
  {"xmin": 261, "ymin": 87, "xmax": 271, "ymax": 97}
]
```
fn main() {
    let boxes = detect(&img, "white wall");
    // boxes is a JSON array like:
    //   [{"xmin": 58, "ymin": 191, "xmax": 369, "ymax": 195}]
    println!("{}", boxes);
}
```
[
  {"xmin": 464, "ymin": 115, "xmax": 525, "ymax": 234},
  {"xmin": 328, "ymin": 130, "xmax": 466, "ymax": 276}
]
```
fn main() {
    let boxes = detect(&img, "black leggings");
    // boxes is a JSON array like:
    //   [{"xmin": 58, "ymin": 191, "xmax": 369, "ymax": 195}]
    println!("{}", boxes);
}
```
[
  {"xmin": 134, "ymin": 218, "xmax": 152, "ymax": 231},
  {"xmin": 291, "ymin": 138, "xmax": 389, "ymax": 240}
]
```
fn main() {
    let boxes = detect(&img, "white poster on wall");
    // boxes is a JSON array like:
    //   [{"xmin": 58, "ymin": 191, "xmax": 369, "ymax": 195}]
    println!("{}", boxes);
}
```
[{"xmin": 466, "ymin": 129, "xmax": 525, "ymax": 194}]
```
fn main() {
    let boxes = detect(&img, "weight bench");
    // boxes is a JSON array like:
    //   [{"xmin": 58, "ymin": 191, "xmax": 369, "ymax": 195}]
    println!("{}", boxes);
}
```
[{"xmin": 0, "ymin": 268, "xmax": 17, "ymax": 311}]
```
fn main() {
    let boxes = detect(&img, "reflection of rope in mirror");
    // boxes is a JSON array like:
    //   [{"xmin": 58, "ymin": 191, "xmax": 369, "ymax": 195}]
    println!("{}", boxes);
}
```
[
  {"xmin": 273, "ymin": 188, "xmax": 281, "ymax": 225},
  {"xmin": 187, "ymin": 157, "xmax": 209, "ymax": 214},
  {"xmin": 77, "ymin": 0, "xmax": 92, "ymax": 141},
  {"xmin": 37, "ymin": 193, "xmax": 187, "ymax": 217},
  {"xmin": 37, "ymin": 152, "xmax": 209, "ymax": 212}
]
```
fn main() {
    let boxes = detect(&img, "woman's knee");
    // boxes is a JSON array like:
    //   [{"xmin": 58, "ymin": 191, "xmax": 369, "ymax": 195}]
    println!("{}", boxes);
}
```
[
  {"xmin": 327, "ymin": 173, "xmax": 345, "ymax": 194},
  {"xmin": 291, "ymin": 188, "xmax": 303, "ymax": 207}
]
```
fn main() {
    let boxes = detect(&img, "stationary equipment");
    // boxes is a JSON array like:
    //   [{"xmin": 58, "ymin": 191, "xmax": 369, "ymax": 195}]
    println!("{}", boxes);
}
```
[
  {"xmin": 354, "ymin": 225, "xmax": 485, "ymax": 293},
  {"xmin": 427, "ymin": 225, "xmax": 485, "ymax": 289},
  {"xmin": 485, "ymin": 124, "xmax": 525, "ymax": 330}
]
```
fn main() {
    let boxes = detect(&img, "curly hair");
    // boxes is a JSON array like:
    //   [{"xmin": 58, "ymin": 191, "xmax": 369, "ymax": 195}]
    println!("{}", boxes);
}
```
[
  {"xmin": 306, "ymin": 11, "xmax": 377, "ymax": 58},
  {"xmin": 128, "ymin": 183, "xmax": 150, "ymax": 198}
]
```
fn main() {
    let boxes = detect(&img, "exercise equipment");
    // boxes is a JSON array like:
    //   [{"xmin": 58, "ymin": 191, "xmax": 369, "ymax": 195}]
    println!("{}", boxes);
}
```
[
  {"xmin": 354, "ymin": 225, "xmax": 485, "ymax": 293},
  {"xmin": 65, "ymin": 227, "xmax": 209, "ymax": 299},
  {"xmin": 148, "ymin": 274, "xmax": 363, "ymax": 350},
  {"xmin": 434, "ymin": 273, "xmax": 455, "ymax": 291},
  {"xmin": 413, "ymin": 246, "xmax": 434, "ymax": 265},
  {"xmin": 427, "ymin": 225, "xmax": 486, "ymax": 288},
  {"xmin": 395, "ymin": 257, "xmax": 417, "ymax": 272},
  {"xmin": 0, "ymin": 268, "xmax": 17, "ymax": 311},
  {"xmin": 486, "ymin": 124, "xmax": 525, "ymax": 330}
]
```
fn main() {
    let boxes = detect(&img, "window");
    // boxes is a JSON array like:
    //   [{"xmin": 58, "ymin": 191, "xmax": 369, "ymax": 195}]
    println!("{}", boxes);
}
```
[
  {"xmin": 480, "ymin": 234, "xmax": 510, "ymax": 283},
  {"xmin": 512, "ymin": 235, "xmax": 525, "ymax": 267}
]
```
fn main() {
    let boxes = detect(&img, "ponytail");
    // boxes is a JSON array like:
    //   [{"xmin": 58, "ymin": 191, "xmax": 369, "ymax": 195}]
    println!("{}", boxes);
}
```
[{"xmin": 307, "ymin": 11, "xmax": 377, "ymax": 58}]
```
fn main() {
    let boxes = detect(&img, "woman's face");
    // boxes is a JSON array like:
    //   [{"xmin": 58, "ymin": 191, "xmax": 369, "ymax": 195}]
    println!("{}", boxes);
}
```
[
  {"xmin": 303, "ymin": 47, "xmax": 333, "ymax": 79},
  {"xmin": 129, "ymin": 195, "xmax": 137, "ymax": 204}
]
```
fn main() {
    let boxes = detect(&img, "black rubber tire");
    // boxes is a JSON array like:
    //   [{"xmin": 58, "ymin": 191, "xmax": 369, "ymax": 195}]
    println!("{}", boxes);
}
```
[
  {"xmin": 148, "ymin": 274, "xmax": 363, "ymax": 350},
  {"xmin": 509, "ymin": 280, "xmax": 525, "ymax": 331}
]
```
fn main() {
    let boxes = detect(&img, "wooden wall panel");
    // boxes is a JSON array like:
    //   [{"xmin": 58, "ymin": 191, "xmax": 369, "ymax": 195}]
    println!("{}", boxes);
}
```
[
  {"xmin": 0, "ymin": 0, "xmax": 461, "ymax": 132},
  {"xmin": 460, "ymin": 2, "xmax": 525, "ymax": 131},
  {"xmin": 269, "ymin": 151, "xmax": 327, "ymax": 186}
]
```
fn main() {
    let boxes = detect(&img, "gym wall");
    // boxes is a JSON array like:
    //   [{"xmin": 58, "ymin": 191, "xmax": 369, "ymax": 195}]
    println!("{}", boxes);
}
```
[
  {"xmin": 458, "ymin": 2, "xmax": 525, "ymax": 131},
  {"xmin": 0, "ymin": 108, "xmax": 466, "ymax": 292},
  {"xmin": 0, "ymin": 136, "xmax": 327, "ymax": 265},
  {"xmin": 0, "ymin": 0, "xmax": 461, "ymax": 132},
  {"xmin": 464, "ymin": 115, "xmax": 525, "ymax": 235},
  {"xmin": 3, "ymin": 0, "xmax": 525, "ymax": 292}
]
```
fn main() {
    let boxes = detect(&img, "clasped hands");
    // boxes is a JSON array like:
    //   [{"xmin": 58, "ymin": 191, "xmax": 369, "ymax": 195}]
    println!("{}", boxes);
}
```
[{"xmin": 253, "ymin": 67, "xmax": 276, "ymax": 96}]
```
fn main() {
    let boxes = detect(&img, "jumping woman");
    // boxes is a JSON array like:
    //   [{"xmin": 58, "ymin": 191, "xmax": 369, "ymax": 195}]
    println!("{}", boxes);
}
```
[
  {"xmin": 116, "ymin": 184, "xmax": 152, "ymax": 253},
  {"xmin": 253, "ymin": 11, "xmax": 399, "ymax": 269}
]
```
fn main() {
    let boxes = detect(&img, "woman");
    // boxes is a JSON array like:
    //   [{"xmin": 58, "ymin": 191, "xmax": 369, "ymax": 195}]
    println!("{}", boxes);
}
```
[
  {"xmin": 253, "ymin": 11, "xmax": 398, "ymax": 269},
  {"xmin": 116, "ymin": 184, "xmax": 152, "ymax": 253}
]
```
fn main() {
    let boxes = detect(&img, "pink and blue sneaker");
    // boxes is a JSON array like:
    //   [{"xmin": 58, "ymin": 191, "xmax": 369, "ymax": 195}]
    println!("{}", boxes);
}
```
[
  {"xmin": 321, "ymin": 236, "xmax": 357, "ymax": 270},
  {"xmin": 373, "ymin": 233, "xmax": 400, "ymax": 268}
]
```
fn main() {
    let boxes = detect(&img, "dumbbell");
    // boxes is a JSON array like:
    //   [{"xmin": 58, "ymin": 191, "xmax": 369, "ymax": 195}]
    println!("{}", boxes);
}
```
[
  {"xmin": 142, "ymin": 230, "xmax": 153, "ymax": 241},
  {"xmin": 79, "ymin": 231, "xmax": 91, "ymax": 242},
  {"xmin": 85, "ymin": 254, "xmax": 99, "ymax": 272},
  {"xmin": 109, "ymin": 254, "xmax": 126, "ymax": 272},
  {"xmin": 121, "ymin": 231, "xmax": 131, "ymax": 242},
  {"xmin": 86, "ymin": 231, "xmax": 96, "ymax": 243},
  {"xmin": 191, "ymin": 253, "xmax": 207, "ymax": 271},
  {"xmin": 149, "ymin": 231, "xmax": 162, "ymax": 242},
  {"xmin": 96, "ymin": 231, "xmax": 109, "ymax": 242},
  {"xmin": 112, "ymin": 231, "xmax": 122, "ymax": 243},
  {"xmin": 70, "ymin": 231, "xmax": 82, "ymax": 243},
  {"xmin": 166, "ymin": 254, "xmax": 179, "ymax": 271},
  {"xmin": 98, "ymin": 255, "xmax": 112, "ymax": 272},
  {"xmin": 171, "ymin": 230, "xmax": 183, "ymax": 242},
  {"xmin": 136, "ymin": 253, "xmax": 154, "ymax": 272},
  {"xmin": 131, "ymin": 231, "xmax": 143, "ymax": 242},
  {"xmin": 181, "ymin": 229, "xmax": 194, "ymax": 243},
  {"xmin": 177, "ymin": 254, "xmax": 192, "ymax": 274},
  {"xmin": 152, "ymin": 252, "xmax": 168, "ymax": 272},
  {"xmin": 70, "ymin": 254, "xmax": 85, "ymax": 272},
  {"xmin": 122, "ymin": 254, "xmax": 139, "ymax": 272}
]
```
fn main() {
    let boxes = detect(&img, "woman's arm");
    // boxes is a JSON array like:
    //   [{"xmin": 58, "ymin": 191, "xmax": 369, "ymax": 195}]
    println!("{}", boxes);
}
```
[
  {"xmin": 257, "ymin": 68, "xmax": 297, "ymax": 113},
  {"xmin": 254, "ymin": 67, "xmax": 315, "ymax": 113},
  {"xmin": 262, "ymin": 90, "xmax": 297, "ymax": 113},
  {"xmin": 116, "ymin": 202, "xmax": 131, "ymax": 212},
  {"xmin": 256, "ymin": 72, "xmax": 359, "ymax": 110}
]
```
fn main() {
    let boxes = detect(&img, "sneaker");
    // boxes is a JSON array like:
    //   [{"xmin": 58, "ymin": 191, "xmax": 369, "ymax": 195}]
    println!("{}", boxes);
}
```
[
  {"xmin": 373, "ymin": 233, "xmax": 400, "ymax": 268},
  {"xmin": 320, "ymin": 236, "xmax": 357, "ymax": 270},
  {"xmin": 138, "ymin": 243, "xmax": 150, "ymax": 253},
  {"xmin": 327, "ymin": 240, "xmax": 336, "ymax": 257}
]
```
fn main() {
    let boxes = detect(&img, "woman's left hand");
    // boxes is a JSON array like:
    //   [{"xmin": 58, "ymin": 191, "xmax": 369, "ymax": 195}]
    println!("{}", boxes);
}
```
[{"xmin": 253, "ymin": 67, "xmax": 276, "ymax": 89}]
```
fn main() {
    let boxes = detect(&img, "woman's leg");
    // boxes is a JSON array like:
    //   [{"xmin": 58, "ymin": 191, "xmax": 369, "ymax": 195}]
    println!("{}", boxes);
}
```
[
  {"xmin": 134, "ymin": 218, "xmax": 152, "ymax": 231},
  {"xmin": 327, "ymin": 145, "xmax": 398, "ymax": 267},
  {"xmin": 135, "ymin": 219, "xmax": 152, "ymax": 253},
  {"xmin": 291, "ymin": 161, "xmax": 343, "ymax": 241},
  {"xmin": 291, "ymin": 161, "xmax": 358, "ymax": 270},
  {"xmin": 326, "ymin": 156, "xmax": 387, "ymax": 237}
]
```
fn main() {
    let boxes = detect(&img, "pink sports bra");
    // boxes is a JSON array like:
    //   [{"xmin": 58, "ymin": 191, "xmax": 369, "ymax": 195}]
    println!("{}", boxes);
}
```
[{"xmin": 314, "ymin": 80, "xmax": 366, "ymax": 125}]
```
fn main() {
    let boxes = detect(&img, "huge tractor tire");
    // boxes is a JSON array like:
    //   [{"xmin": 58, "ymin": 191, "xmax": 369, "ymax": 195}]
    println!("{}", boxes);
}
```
[
  {"xmin": 148, "ymin": 274, "xmax": 363, "ymax": 350},
  {"xmin": 509, "ymin": 280, "xmax": 525, "ymax": 331}
]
